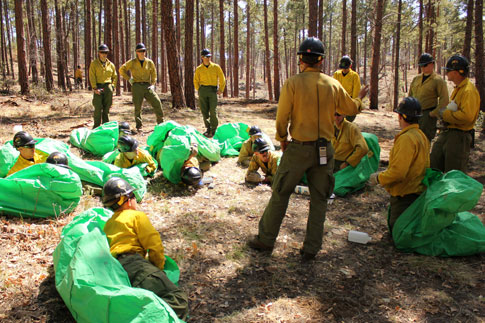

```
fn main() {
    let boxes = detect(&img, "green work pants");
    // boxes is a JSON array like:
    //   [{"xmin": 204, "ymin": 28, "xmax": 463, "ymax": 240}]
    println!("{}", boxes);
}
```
[
  {"xmin": 388, "ymin": 193, "xmax": 420, "ymax": 232},
  {"xmin": 198, "ymin": 85, "xmax": 218, "ymax": 132},
  {"xmin": 257, "ymin": 141, "xmax": 335, "ymax": 255},
  {"xmin": 132, "ymin": 83, "xmax": 164, "ymax": 129},
  {"xmin": 430, "ymin": 128, "xmax": 472, "ymax": 173},
  {"xmin": 418, "ymin": 108, "xmax": 438, "ymax": 142},
  {"xmin": 92, "ymin": 83, "xmax": 113, "ymax": 128},
  {"xmin": 117, "ymin": 253, "xmax": 189, "ymax": 321}
]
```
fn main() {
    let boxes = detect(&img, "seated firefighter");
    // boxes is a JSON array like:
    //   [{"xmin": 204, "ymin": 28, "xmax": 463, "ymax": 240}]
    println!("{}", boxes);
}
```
[
  {"xmin": 332, "ymin": 111, "xmax": 369, "ymax": 172},
  {"xmin": 114, "ymin": 136, "xmax": 157, "ymax": 175},
  {"xmin": 245, "ymin": 138, "xmax": 280, "ymax": 185},
  {"xmin": 101, "ymin": 177, "xmax": 189, "ymax": 320},
  {"xmin": 180, "ymin": 143, "xmax": 203, "ymax": 186},
  {"xmin": 369, "ymin": 97, "xmax": 430, "ymax": 231},
  {"xmin": 46, "ymin": 152, "xmax": 70, "ymax": 169},
  {"xmin": 7, "ymin": 131, "xmax": 48, "ymax": 176},
  {"xmin": 238, "ymin": 125, "xmax": 264, "ymax": 167}
]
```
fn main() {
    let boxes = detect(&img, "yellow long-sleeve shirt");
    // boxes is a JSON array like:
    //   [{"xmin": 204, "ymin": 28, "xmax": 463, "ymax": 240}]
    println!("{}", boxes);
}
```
[
  {"xmin": 114, "ymin": 149, "xmax": 157, "ymax": 174},
  {"xmin": 442, "ymin": 78, "xmax": 480, "ymax": 131},
  {"xmin": 276, "ymin": 67, "xmax": 362, "ymax": 142},
  {"xmin": 88, "ymin": 58, "xmax": 117, "ymax": 90},
  {"xmin": 238, "ymin": 138, "xmax": 255, "ymax": 164},
  {"xmin": 247, "ymin": 151, "xmax": 280, "ymax": 184},
  {"xmin": 119, "ymin": 58, "xmax": 157, "ymax": 85},
  {"xmin": 378, "ymin": 124, "xmax": 430, "ymax": 197},
  {"xmin": 7, "ymin": 150, "xmax": 48, "ymax": 177},
  {"xmin": 74, "ymin": 68, "xmax": 83, "ymax": 79},
  {"xmin": 104, "ymin": 209, "xmax": 165, "ymax": 270},
  {"xmin": 193, "ymin": 62, "xmax": 226, "ymax": 92},
  {"xmin": 333, "ymin": 68, "xmax": 361, "ymax": 99},
  {"xmin": 408, "ymin": 72, "xmax": 449, "ymax": 112},
  {"xmin": 182, "ymin": 156, "xmax": 199, "ymax": 170},
  {"xmin": 332, "ymin": 119, "xmax": 369, "ymax": 167}
]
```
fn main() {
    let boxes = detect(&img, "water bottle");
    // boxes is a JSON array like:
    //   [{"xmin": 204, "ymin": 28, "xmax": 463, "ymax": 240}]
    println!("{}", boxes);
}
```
[
  {"xmin": 348, "ymin": 230, "xmax": 372, "ymax": 244},
  {"xmin": 13, "ymin": 124, "xmax": 23, "ymax": 133},
  {"xmin": 294, "ymin": 185, "xmax": 310, "ymax": 195}
]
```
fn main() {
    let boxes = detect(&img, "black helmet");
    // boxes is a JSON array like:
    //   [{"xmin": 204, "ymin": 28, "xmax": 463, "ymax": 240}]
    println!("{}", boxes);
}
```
[
  {"xmin": 98, "ymin": 44, "xmax": 109, "ymax": 52},
  {"xmin": 248, "ymin": 126, "xmax": 262, "ymax": 136},
  {"xmin": 181, "ymin": 167, "xmax": 202, "ymax": 186},
  {"xmin": 252, "ymin": 138, "xmax": 270, "ymax": 153},
  {"xmin": 445, "ymin": 55, "xmax": 469, "ymax": 76},
  {"xmin": 201, "ymin": 48, "xmax": 212, "ymax": 57},
  {"xmin": 119, "ymin": 121, "xmax": 131, "ymax": 135},
  {"xmin": 339, "ymin": 55, "xmax": 352, "ymax": 69},
  {"xmin": 13, "ymin": 131, "xmax": 37, "ymax": 148},
  {"xmin": 297, "ymin": 37, "xmax": 325, "ymax": 64},
  {"xmin": 135, "ymin": 43, "xmax": 146, "ymax": 51},
  {"xmin": 418, "ymin": 53, "xmax": 434, "ymax": 66},
  {"xmin": 102, "ymin": 177, "xmax": 136, "ymax": 210},
  {"xmin": 118, "ymin": 136, "xmax": 138, "ymax": 153},
  {"xmin": 395, "ymin": 97, "xmax": 422, "ymax": 121},
  {"xmin": 46, "ymin": 152, "xmax": 70, "ymax": 169}
]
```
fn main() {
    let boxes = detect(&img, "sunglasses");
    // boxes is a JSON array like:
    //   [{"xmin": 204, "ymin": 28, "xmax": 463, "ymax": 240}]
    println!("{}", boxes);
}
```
[
  {"xmin": 335, "ymin": 113, "xmax": 341, "ymax": 117},
  {"xmin": 20, "ymin": 144, "xmax": 35, "ymax": 149}
]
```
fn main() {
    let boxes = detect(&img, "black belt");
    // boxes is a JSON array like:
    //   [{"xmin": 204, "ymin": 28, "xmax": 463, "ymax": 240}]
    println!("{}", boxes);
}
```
[
  {"xmin": 134, "ymin": 82, "xmax": 150, "ymax": 85},
  {"xmin": 291, "ymin": 139, "xmax": 317, "ymax": 145},
  {"xmin": 200, "ymin": 85, "xmax": 217, "ymax": 89},
  {"xmin": 96, "ymin": 83, "xmax": 111, "ymax": 86}
]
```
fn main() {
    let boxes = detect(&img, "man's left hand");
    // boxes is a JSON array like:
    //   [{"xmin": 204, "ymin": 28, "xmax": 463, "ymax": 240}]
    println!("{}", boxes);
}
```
[
  {"xmin": 217, "ymin": 90, "xmax": 223, "ymax": 95},
  {"xmin": 369, "ymin": 172, "xmax": 380, "ymax": 186},
  {"xmin": 148, "ymin": 85, "xmax": 155, "ymax": 91}
]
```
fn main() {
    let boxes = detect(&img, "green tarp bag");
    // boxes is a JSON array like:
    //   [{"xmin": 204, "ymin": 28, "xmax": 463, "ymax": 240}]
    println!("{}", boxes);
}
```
[
  {"xmin": 148, "ymin": 120, "xmax": 221, "ymax": 162},
  {"xmin": 53, "ymin": 208, "xmax": 182, "ymax": 323},
  {"xmin": 392, "ymin": 169, "xmax": 485, "ymax": 257},
  {"xmin": 0, "ymin": 138, "xmax": 146, "ymax": 201},
  {"xmin": 333, "ymin": 132, "xmax": 380, "ymax": 196},
  {"xmin": 157, "ymin": 134, "xmax": 191, "ymax": 184},
  {"xmin": 0, "ymin": 163, "xmax": 82, "ymax": 218},
  {"xmin": 70, "ymin": 121, "xmax": 120, "ymax": 156}
]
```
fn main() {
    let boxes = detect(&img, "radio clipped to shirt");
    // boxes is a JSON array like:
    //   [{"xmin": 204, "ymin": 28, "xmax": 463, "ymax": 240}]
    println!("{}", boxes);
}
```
[{"xmin": 317, "ymin": 138, "xmax": 327, "ymax": 165}]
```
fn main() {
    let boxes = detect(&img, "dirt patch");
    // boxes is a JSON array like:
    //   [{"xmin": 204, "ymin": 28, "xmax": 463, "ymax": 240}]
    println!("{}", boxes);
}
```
[{"xmin": 0, "ymin": 90, "xmax": 484, "ymax": 322}]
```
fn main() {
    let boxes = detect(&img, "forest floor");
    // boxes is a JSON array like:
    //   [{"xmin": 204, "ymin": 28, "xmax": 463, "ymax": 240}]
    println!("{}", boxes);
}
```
[{"xmin": 0, "ymin": 84, "xmax": 484, "ymax": 322}]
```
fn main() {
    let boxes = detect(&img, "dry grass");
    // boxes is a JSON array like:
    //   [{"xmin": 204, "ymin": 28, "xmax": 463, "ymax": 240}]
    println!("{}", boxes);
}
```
[{"xmin": 0, "ymin": 83, "xmax": 484, "ymax": 322}]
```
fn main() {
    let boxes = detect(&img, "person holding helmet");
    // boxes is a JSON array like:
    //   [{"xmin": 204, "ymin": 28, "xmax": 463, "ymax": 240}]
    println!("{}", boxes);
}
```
[
  {"xmin": 119, "ymin": 43, "xmax": 164, "ymax": 132},
  {"xmin": 7, "ymin": 131, "xmax": 48, "ymax": 176},
  {"xmin": 369, "ymin": 97, "xmax": 430, "ymax": 231},
  {"xmin": 408, "ymin": 53, "xmax": 449, "ymax": 142},
  {"xmin": 247, "ymin": 37, "xmax": 369, "ymax": 262},
  {"xmin": 180, "ymin": 143, "xmax": 203, "ymax": 186},
  {"xmin": 332, "ymin": 111, "xmax": 369, "ymax": 172},
  {"xmin": 238, "ymin": 125, "xmax": 265, "ymax": 167},
  {"xmin": 89, "ymin": 44, "xmax": 118, "ymax": 129},
  {"xmin": 193, "ymin": 49, "xmax": 226, "ymax": 137},
  {"xmin": 46, "ymin": 152, "xmax": 70, "ymax": 169},
  {"xmin": 102, "ymin": 177, "xmax": 189, "ymax": 320},
  {"xmin": 429, "ymin": 55, "xmax": 480, "ymax": 173},
  {"xmin": 333, "ymin": 55, "xmax": 362, "ymax": 122},
  {"xmin": 114, "ymin": 135, "xmax": 157, "ymax": 175},
  {"xmin": 245, "ymin": 138, "xmax": 281, "ymax": 185}
]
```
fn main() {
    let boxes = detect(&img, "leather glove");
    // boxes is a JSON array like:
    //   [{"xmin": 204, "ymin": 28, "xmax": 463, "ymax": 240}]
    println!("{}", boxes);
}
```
[
  {"xmin": 148, "ymin": 85, "xmax": 155, "ymax": 91},
  {"xmin": 369, "ymin": 172, "xmax": 380, "ymax": 186},
  {"xmin": 129, "ymin": 78, "xmax": 134, "ymax": 85},
  {"xmin": 446, "ymin": 100, "xmax": 458, "ymax": 112}
]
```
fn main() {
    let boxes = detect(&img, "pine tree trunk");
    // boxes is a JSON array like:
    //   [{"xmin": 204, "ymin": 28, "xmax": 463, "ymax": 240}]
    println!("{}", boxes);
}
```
[
  {"xmin": 71, "ymin": 0, "xmax": 79, "ymax": 76},
  {"xmin": 219, "ymin": 0, "xmax": 227, "ymax": 97},
  {"xmin": 141, "ymin": 0, "xmax": 146, "ymax": 44},
  {"xmin": 98, "ymin": 1, "xmax": 102, "ymax": 45},
  {"xmin": 160, "ymin": 1, "xmax": 167, "ymax": 93},
  {"xmin": 263, "ymin": 0, "xmax": 272, "ymax": 100},
  {"xmin": 61, "ymin": 6, "xmax": 72, "ymax": 91},
  {"xmin": 0, "ymin": 0, "xmax": 7, "ymax": 79},
  {"xmin": 475, "ymin": 0, "xmax": 484, "ymax": 112},
  {"xmin": 41, "ymin": 0, "xmax": 54, "ymax": 91},
  {"xmin": 341, "ymin": 0, "xmax": 347, "ymax": 56},
  {"xmin": 123, "ymin": 0, "xmax": 131, "ymax": 92},
  {"xmin": 160, "ymin": 0, "xmax": 185, "ymax": 108},
  {"xmin": 196, "ymin": 0, "xmax": 200, "ymax": 58},
  {"xmin": 210, "ymin": 2, "xmax": 214, "ymax": 55},
  {"xmin": 152, "ymin": 0, "xmax": 158, "ymax": 80},
  {"xmin": 328, "ymin": 10, "xmax": 332, "ymax": 74},
  {"xmin": 245, "ymin": 3, "xmax": 250, "ymax": 99},
  {"xmin": 369, "ymin": 0, "xmax": 386, "ymax": 110},
  {"xmin": 228, "ymin": 13, "xmax": 233, "ymax": 96},
  {"xmin": 85, "ymin": 0, "xmax": 92, "ymax": 88},
  {"xmin": 26, "ymin": 0, "xmax": 38, "ymax": 84},
  {"xmin": 184, "ymin": 0, "xmax": 195, "ymax": 109},
  {"xmin": 112, "ymin": 0, "xmax": 120, "ymax": 95},
  {"xmin": 273, "ymin": 0, "xmax": 280, "ymax": 101},
  {"xmin": 119, "ymin": 4, "xmax": 126, "ymax": 91},
  {"xmin": 418, "ymin": 0, "xmax": 423, "ymax": 64},
  {"xmin": 54, "ymin": 0, "xmax": 66, "ymax": 90},
  {"xmin": 92, "ymin": 3, "xmax": 96, "ymax": 60},
  {"xmin": 135, "ymin": 0, "xmax": 141, "ymax": 44},
  {"xmin": 363, "ymin": 19, "xmax": 367, "ymax": 84},
  {"xmin": 4, "ymin": 0, "xmax": 14, "ymax": 79},
  {"xmin": 318, "ymin": 0, "xmax": 323, "ymax": 40},
  {"xmin": 350, "ymin": 0, "xmax": 357, "ymax": 64},
  {"xmin": 201, "ymin": 8, "xmax": 205, "ymax": 49},
  {"xmin": 463, "ymin": 0, "xmax": 474, "ymax": 60},
  {"xmin": 393, "ymin": 0, "xmax": 402, "ymax": 110},
  {"xmin": 104, "ymin": 0, "xmax": 113, "ymax": 61},
  {"xmin": 233, "ymin": 0, "xmax": 239, "ymax": 97},
  {"xmin": 14, "ymin": 0, "xmax": 29, "ymax": 94},
  {"xmin": 176, "ymin": 0, "xmax": 181, "ymax": 53},
  {"xmin": 308, "ymin": 0, "xmax": 318, "ymax": 37}
]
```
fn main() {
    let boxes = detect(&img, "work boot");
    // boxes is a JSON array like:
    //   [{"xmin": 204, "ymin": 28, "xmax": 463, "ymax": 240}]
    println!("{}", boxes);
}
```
[
  {"xmin": 247, "ymin": 236, "xmax": 273, "ymax": 252},
  {"xmin": 203, "ymin": 129, "xmax": 211, "ymax": 137},
  {"xmin": 299, "ymin": 249, "xmax": 317, "ymax": 262}
]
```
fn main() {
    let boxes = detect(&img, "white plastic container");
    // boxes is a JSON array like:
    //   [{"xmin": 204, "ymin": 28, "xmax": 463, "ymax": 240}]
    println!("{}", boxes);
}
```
[
  {"xmin": 13, "ymin": 125, "xmax": 23, "ymax": 133},
  {"xmin": 294, "ymin": 185, "xmax": 310, "ymax": 195},
  {"xmin": 348, "ymin": 230, "xmax": 372, "ymax": 244}
]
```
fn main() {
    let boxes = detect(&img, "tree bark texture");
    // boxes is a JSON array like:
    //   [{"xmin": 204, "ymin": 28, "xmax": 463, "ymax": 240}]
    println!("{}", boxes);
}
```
[
  {"xmin": 393, "ymin": 0, "xmax": 402, "ymax": 110},
  {"xmin": 233, "ymin": 0, "xmax": 239, "ymax": 97},
  {"xmin": 219, "ymin": 0, "xmax": 227, "ymax": 97},
  {"xmin": 135, "ymin": 0, "xmax": 141, "ymax": 44},
  {"xmin": 184, "ymin": 0, "xmax": 195, "ymax": 109},
  {"xmin": 263, "ymin": 0, "xmax": 272, "ymax": 100},
  {"xmin": 369, "ymin": 0, "xmax": 386, "ymax": 110},
  {"xmin": 350, "ymin": 0, "xmax": 357, "ymax": 66},
  {"xmin": 41, "ymin": 0, "xmax": 54, "ymax": 91},
  {"xmin": 26, "ymin": 0, "xmax": 38, "ymax": 84},
  {"xmin": 341, "ymin": 0, "xmax": 347, "ymax": 56},
  {"xmin": 113, "ymin": 0, "xmax": 120, "ymax": 95},
  {"xmin": 245, "ymin": 3, "xmax": 250, "ymax": 99},
  {"xmin": 308, "ymin": 0, "xmax": 318, "ymax": 37},
  {"xmin": 104, "ymin": 0, "xmax": 113, "ymax": 61},
  {"xmin": 4, "ymin": 0, "xmax": 14, "ymax": 79},
  {"xmin": 54, "ymin": 0, "xmax": 66, "ymax": 90},
  {"xmin": 273, "ymin": 0, "xmax": 280, "ymax": 101},
  {"xmin": 463, "ymin": 0, "xmax": 474, "ymax": 60},
  {"xmin": 474, "ymin": 0, "xmax": 484, "ymax": 111},
  {"xmin": 14, "ymin": 0, "xmax": 29, "ymax": 94}
]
